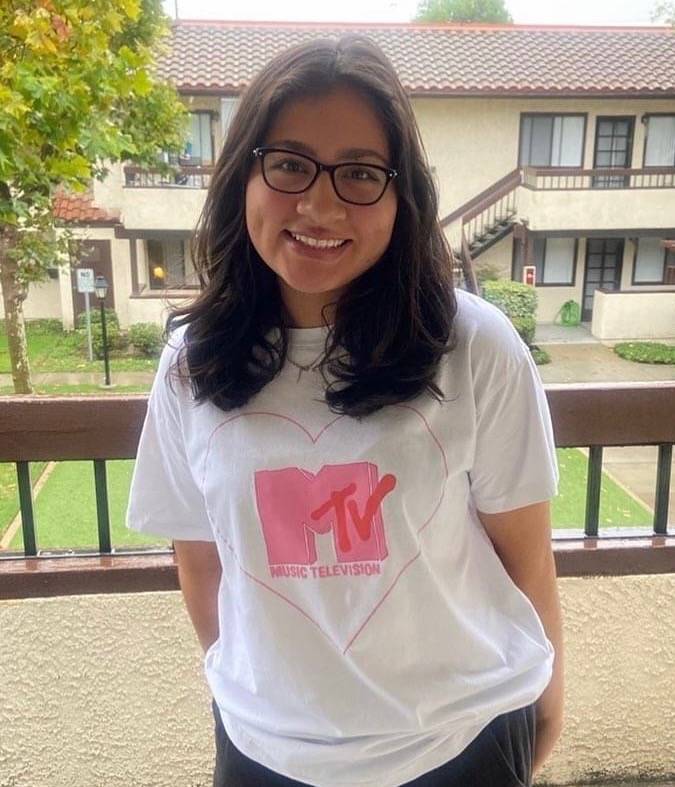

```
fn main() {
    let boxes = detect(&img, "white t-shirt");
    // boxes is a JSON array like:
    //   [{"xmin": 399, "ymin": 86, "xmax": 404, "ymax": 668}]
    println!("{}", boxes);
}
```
[{"xmin": 126, "ymin": 290, "xmax": 558, "ymax": 787}]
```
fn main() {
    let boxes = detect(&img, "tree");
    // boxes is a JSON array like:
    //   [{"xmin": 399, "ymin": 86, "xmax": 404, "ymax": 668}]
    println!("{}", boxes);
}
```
[
  {"xmin": 651, "ymin": 1, "xmax": 675, "ymax": 24},
  {"xmin": 414, "ymin": 0, "xmax": 513, "ymax": 23},
  {"xmin": 0, "ymin": 0, "xmax": 187, "ymax": 393}
]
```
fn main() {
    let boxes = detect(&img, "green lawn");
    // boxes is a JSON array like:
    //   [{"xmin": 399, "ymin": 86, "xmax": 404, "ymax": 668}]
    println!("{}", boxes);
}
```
[
  {"xmin": 553, "ymin": 448, "xmax": 652, "ymax": 528},
  {"xmin": 0, "ymin": 384, "xmax": 151, "ymax": 396},
  {"xmin": 0, "ymin": 320, "xmax": 158, "ymax": 374},
  {"xmin": 2, "ymin": 460, "xmax": 168, "ymax": 551},
  {"xmin": 0, "ymin": 448, "xmax": 653, "ymax": 553}
]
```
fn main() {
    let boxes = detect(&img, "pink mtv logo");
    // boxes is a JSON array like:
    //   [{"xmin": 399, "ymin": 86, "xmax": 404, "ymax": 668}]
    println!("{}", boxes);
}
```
[{"xmin": 254, "ymin": 462, "xmax": 396, "ymax": 565}]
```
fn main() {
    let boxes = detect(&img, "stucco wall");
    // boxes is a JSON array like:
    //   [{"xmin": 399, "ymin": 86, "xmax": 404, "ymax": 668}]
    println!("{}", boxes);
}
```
[
  {"xmin": 412, "ymin": 96, "xmax": 675, "ymax": 220},
  {"xmin": 1, "ymin": 574, "xmax": 673, "ymax": 787},
  {"xmin": 0, "ymin": 277, "xmax": 62, "ymax": 321},
  {"xmin": 592, "ymin": 290, "xmax": 675, "ymax": 340}
]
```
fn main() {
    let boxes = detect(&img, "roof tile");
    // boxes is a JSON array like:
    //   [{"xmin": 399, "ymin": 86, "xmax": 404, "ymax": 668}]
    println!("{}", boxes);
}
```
[{"xmin": 158, "ymin": 21, "xmax": 675, "ymax": 96}]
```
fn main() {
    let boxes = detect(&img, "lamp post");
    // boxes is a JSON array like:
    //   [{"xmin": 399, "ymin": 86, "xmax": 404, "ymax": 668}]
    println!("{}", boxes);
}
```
[{"xmin": 94, "ymin": 275, "xmax": 112, "ymax": 387}]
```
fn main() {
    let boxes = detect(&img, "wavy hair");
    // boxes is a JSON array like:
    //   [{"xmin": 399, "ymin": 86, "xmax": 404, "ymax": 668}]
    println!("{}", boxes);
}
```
[{"xmin": 167, "ymin": 35, "xmax": 457, "ymax": 417}]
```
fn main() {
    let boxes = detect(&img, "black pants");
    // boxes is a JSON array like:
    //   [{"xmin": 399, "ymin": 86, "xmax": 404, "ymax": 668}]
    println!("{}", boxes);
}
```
[{"xmin": 212, "ymin": 700, "xmax": 536, "ymax": 787}]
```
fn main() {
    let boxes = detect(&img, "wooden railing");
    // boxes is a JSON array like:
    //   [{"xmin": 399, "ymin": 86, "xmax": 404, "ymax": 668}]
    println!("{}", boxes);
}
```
[
  {"xmin": 0, "ymin": 386, "xmax": 673, "ymax": 598},
  {"xmin": 440, "ymin": 169, "xmax": 523, "ymax": 293},
  {"xmin": 123, "ymin": 164, "xmax": 215, "ymax": 189},
  {"xmin": 522, "ymin": 165, "xmax": 675, "ymax": 191}
]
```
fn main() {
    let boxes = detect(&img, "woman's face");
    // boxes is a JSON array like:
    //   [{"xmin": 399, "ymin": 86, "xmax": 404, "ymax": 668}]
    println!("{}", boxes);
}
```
[{"xmin": 245, "ymin": 84, "xmax": 398, "ymax": 327}]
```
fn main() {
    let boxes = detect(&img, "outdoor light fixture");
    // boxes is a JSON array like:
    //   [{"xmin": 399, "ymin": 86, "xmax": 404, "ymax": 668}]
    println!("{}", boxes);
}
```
[
  {"xmin": 94, "ymin": 275, "xmax": 112, "ymax": 387},
  {"xmin": 94, "ymin": 275, "xmax": 109, "ymax": 300}
]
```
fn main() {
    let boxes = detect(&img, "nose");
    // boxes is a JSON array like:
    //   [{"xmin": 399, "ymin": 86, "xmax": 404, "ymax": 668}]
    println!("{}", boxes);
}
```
[{"xmin": 296, "ymin": 170, "xmax": 347, "ymax": 224}]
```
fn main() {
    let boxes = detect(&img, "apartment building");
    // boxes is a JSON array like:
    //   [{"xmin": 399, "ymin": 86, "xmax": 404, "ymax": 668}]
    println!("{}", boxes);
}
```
[{"xmin": 9, "ymin": 20, "xmax": 675, "ymax": 340}]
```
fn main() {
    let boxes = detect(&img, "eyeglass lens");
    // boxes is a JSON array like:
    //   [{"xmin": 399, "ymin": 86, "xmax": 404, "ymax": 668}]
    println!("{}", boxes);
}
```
[{"xmin": 262, "ymin": 151, "xmax": 388, "ymax": 204}]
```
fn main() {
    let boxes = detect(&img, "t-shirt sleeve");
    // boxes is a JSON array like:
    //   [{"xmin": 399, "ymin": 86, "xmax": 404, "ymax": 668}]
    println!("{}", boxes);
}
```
[
  {"xmin": 469, "ymin": 343, "xmax": 559, "ymax": 515},
  {"xmin": 126, "ymin": 331, "xmax": 215, "ymax": 541}
]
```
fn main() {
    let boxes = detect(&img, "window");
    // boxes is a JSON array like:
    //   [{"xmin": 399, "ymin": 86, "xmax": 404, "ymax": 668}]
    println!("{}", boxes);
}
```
[
  {"xmin": 519, "ymin": 115, "xmax": 585, "ymax": 167},
  {"xmin": 185, "ymin": 112, "xmax": 214, "ymax": 164},
  {"xmin": 633, "ymin": 238, "xmax": 674, "ymax": 284},
  {"xmin": 534, "ymin": 238, "xmax": 577, "ymax": 285},
  {"xmin": 220, "ymin": 97, "xmax": 240, "ymax": 144},
  {"xmin": 146, "ymin": 239, "xmax": 198, "ymax": 289},
  {"xmin": 644, "ymin": 116, "xmax": 675, "ymax": 167}
]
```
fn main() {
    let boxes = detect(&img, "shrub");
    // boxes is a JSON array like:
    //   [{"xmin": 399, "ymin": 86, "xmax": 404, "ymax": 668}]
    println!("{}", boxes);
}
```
[
  {"xmin": 129, "ymin": 322, "xmax": 164, "ymax": 357},
  {"xmin": 482, "ymin": 280, "xmax": 537, "ymax": 319},
  {"xmin": 89, "ymin": 323, "xmax": 128, "ymax": 360},
  {"xmin": 530, "ymin": 347, "xmax": 551, "ymax": 365},
  {"xmin": 482, "ymin": 279, "xmax": 538, "ymax": 346},
  {"xmin": 76, "ymin": 308, "xmax": 119, "ymax": 331},
  {"xmin": 26, "ymin": 318, "xmax": 64, "ymax": 334},
  {"xmin": 614, "ymin": 342, "xmax": 675, "ymax": 365},
  {"xmin": 511, "ymin": 316, "xmax": 536, "ymax": 347}
]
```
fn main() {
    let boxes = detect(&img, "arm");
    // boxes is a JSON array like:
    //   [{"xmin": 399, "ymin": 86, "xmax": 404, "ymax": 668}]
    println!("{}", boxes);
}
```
[
  {"xmin": 477, "ymin": 501, "xmax": 564, "ymax": 776},
  {"xmin": 173, "ymin": 540, "xmax": 222, "ymax": 654}
]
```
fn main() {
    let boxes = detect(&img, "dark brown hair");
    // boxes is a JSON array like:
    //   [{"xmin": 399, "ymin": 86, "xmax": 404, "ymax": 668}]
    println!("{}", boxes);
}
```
[{"xmin": 167, "ymin": 35, "xmax": 456, "ymax": 417}]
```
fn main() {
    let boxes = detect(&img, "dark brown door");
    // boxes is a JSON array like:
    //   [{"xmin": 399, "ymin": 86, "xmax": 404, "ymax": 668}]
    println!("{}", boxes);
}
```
[
  {"xmin": 582, "ymin": 238, "xmax": 623, "ymax": 321},
  {"xmin": 70, "ymin": 240, "xmax": 114, "ymax": 324},
  {"xmin": 592, "ymin": 117, "xmax": 634, "ymax": 188}
]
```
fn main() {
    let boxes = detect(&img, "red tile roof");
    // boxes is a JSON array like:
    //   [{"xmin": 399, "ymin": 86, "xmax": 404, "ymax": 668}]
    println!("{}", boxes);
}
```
[
  {"xmin": 53, "ymin": 191, "xmax": 120, "ymax": 225},
  {"xmin": 158, "ymin": 21, "xmax": 675, "ymax": 96}
]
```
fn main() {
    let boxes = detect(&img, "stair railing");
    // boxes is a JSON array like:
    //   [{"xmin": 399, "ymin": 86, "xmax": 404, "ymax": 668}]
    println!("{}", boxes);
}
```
[{"xmin": 440, "ymin": 168, "xmax": 523, "ymax": 294}]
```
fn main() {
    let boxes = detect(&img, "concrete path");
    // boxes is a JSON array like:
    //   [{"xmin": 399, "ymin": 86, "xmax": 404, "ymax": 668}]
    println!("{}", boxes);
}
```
[{"xmin": 0, "ymin": 370, "xmax": 155, "ymax": 387}]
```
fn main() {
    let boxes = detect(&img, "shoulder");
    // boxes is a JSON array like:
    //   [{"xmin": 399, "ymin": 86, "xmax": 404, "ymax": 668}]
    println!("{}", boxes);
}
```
[
  {"xmin": 436, "ymin": 289, "xmax": 536, "ymax": 406},
  {"xmin": 452, "ymin": 289, "xmax": 529, "ymax": 367},
  {"xmin": 151, "ymin": 322, "xmax": 192, "ymax": 405}
]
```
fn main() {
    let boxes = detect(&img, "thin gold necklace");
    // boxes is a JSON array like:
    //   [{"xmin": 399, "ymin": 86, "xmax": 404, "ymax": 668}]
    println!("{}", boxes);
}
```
[{"xmin": 285, "ymin": 350, "xmax": 324, "ymax": 382}]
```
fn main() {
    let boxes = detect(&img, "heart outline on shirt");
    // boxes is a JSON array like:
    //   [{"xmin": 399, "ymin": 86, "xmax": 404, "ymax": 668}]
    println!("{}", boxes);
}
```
[{"xmin": 201, "ymin": 405, "xmax": 448, "ymax": 653}]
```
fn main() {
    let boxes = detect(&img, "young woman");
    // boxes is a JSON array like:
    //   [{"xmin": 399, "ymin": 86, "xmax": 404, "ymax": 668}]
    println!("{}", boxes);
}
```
[{"xmin": 127, "ymin": 35, "xmax": 564, "ymax": 787}]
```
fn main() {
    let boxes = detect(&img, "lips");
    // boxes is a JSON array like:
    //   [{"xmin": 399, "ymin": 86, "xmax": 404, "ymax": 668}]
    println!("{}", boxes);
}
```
[{"xmin": 284, "ymin": 229, "xmax": 352, "ymax": 259}]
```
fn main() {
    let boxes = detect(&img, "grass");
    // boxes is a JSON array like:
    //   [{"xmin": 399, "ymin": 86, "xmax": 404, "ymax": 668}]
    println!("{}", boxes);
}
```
[
  {"xmin": 0, "ymin": 384, "xmax": 151, "ymax": 396},
  {"xmin": 2, "ymin": 460, "xmax": 168, "ymax": 551},
  {"xmin": 0, "ymin": 448, "xmax": 654, "ymax": 553},
  {"xmin": 614, "ymin": 342, "xmax": 675, "ymax": 365},
  {"xmin": 0, "ymin": 319, "xmax": 159, "ymax": 374},
  {"xmin": 553, "ymin": 448, "xmax": 652, "ymax": 528}
]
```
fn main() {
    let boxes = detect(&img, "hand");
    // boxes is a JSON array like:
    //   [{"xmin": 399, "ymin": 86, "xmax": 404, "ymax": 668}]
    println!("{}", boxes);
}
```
[{"xmin": 533, "ymin": 713, "xmax": 563, "ymax": 777}]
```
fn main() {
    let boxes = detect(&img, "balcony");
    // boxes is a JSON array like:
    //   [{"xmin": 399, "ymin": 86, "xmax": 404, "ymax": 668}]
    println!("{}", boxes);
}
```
[
  {"xmin": 1, "ymin": 387, "xmax": 673, "ymax": 786},
  {"xmin": 519, "ymin": 166, "xmax": 675, "ymax": 233},
  {"xmin": 120, "ymin": 164, "xmax": 214, "ymax": 231}
]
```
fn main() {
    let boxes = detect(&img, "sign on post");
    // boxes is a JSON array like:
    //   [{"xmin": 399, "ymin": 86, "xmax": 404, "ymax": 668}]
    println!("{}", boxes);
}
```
[{"xmin": 76, "ymin": 268, "xmax": 95, "ymax": 362}]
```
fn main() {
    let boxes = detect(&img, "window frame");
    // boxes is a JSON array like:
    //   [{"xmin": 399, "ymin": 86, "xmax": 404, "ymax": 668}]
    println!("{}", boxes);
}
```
[
  {"xmin": 631, "ymin": 238, "xmax": 674, "ymax": 286},
  {"xmin": 641, "ymin": 113, "xmax": 675, "ymax": 169},
  {"xmin": 185, "ymin": 110, "xmax": 215, "ymax": 165},
  {"xmin": 146, "ymin": 238, "xmax": 199, "ymax": 291},
  {"xmin": 517, "ymin": 113, "xmax": 588, "ymax": 169},
  {"xmin": 511, "ymin": 236, "xmax": 579, "ymax": 287}
]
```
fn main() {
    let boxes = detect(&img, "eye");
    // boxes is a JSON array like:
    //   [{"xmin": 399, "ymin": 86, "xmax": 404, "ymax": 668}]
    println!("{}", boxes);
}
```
[
  {"xmin": 340, "ymin": 166, "xmax": 380, "ymax": 182},
  {"xmin": 269, "ymin": 156, "xmax": 310, "ymax": 174}
]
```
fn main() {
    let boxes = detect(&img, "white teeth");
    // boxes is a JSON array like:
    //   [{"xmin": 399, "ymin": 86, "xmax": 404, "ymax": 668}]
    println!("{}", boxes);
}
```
[{"xmin": 291, "ymin": 232, "xmax": 347, "ymax": 249}]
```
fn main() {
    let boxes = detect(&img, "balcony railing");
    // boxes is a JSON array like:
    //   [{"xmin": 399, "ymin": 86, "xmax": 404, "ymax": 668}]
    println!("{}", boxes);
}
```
[
  {"xmin": 1, "ymin": 385, "xmax": 674, "ymax": 599},
  {"xmin": 123, "ymin": 164, "xmax": 214, "ymax": 189},
  {"xmin": 522, "ymin": 165, "xmax": 675, "ymax": 191}
]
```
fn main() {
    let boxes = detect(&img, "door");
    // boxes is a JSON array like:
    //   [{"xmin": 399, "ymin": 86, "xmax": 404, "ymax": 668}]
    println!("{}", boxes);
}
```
[
  {"xmin": 592, "ymin": 117, "xmax": 634, "ymax": 188},
  {"xmin": 582, "ymin": 238, "xmax": 624, "ymax": 321},
  {"xmin": 70, "ymin": 240, "xmax": 115, "ymax": 325}
]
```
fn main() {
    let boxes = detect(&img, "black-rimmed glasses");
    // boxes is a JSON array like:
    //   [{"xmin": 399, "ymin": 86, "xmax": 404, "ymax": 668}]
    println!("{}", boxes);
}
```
[{"xmin": 252, "ymin": 147, "xmax": 397, "ymax": 206}]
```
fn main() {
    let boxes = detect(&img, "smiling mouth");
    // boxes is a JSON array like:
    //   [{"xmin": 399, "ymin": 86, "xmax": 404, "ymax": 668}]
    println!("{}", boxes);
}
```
[{"xmin": 287, "ymin": 230, "xmax": 350, "ymax": 250}]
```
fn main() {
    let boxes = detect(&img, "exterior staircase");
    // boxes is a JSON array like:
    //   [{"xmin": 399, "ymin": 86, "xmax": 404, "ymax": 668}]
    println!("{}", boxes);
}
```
[{"xmin": 442, "ymin": 168, "xmax": 523, "ymax": 293}]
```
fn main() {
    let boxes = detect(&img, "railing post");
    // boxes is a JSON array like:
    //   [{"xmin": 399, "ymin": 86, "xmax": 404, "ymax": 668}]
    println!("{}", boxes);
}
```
[
  {"xmin": 16, "ymin": 462, "xmax": 37, "ymax": 557},
  {"xmin": 654, "ymin": 444, "xmax": 672, "ymax": 535},
  {"xmin": 585, "ymin": 446, "xmax": 603, "ymax": 537},
  {"xmin": 93, "ymin": 460, "xmax": 112, "ymax": 554}
]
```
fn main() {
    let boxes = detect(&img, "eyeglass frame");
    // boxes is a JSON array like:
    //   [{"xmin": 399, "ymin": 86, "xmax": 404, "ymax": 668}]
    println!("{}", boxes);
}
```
[{"xmin": 251, "ymin": 146, "xmax": 398, "ymax": 206}]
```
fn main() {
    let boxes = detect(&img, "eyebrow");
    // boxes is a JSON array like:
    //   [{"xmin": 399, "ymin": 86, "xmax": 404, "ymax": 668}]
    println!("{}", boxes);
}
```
[{"xmin": 268, "ymin": 139, "xmax": 389, "ymax": 165}]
